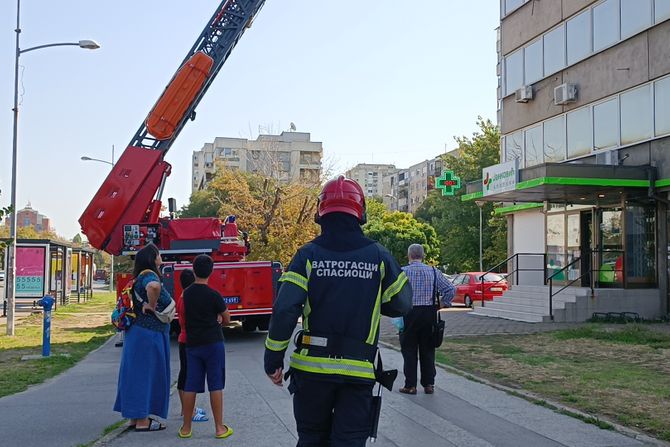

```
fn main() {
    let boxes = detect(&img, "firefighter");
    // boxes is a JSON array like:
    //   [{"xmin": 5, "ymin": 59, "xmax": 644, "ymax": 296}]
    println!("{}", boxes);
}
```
[{"xmin": 264, "ymin": 175, "xmax": 413, "ymax": 447}]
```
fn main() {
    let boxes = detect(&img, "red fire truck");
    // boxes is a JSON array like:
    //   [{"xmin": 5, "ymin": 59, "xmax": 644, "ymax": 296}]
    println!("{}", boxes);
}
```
[{"xmin": 79, "ymin": 0, "xmax": 280, "ymax": 332}]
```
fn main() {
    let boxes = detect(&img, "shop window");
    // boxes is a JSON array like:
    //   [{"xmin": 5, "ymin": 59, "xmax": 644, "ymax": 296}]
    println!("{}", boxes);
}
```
[
  {"xmin": 543, "ymin": 115, "xmax": 566, "ymax": 162},
  {"xmin": 655, "ymin": 0, "xmax": 670, "ymax": 22},
  {"xmin": 593, "ymin": 0, "xmax": 619, "ymax": 51},
  {"xmin": 543, "ymin": 25, "xmax": 566, "ymax": 76},
  {"xmin": 505, "ymin": 131, "xmax": 523, "ymax": 165},
  {"xmin": 621, "ymin": 0, "xmax": 651, "ymax": 38},
  {"xmin": 625, "ymin": 205, "xmax": 656, "ymax": 287},
  {"xmin": 567, "ymin": 10, "xmax": 591, "ymax": 65},
  {"xmin": 598, "ymin": 209, "xmax": 624, "ymax": 288},
  {"xmin": 567, "ymin": 107, "xmax": 592, "ymax": 158},
  {"xmin": 524, "ymin": 39, "xmax": 543, "ymax": 85},
  {"xmin": 593, "ymin": 98, "xmax": 619, "ymax": 150},
  {"xmin": 546, "ymin": 214, "xmax": 565, "ymax": 276},
  {"xmin": 524, "ymin": 125, "xmax": 543, "ymax": 167},
  {"xmin": 655, "ymin": 77, "xmax": 670, "ymax": 136},
  {"xmin": 505, "ymin": 49, "xmax": 523, "ymax": 95},
  {"xmin": 621, "ymin": 84, "xmax": 652, "ymax": 144}
]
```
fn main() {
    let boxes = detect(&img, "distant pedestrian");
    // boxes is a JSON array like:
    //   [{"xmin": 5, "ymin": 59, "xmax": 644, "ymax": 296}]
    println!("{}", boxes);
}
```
[
  {"xmin": 178, "ymin": 255, "xmax": 232, "ymax": 439},
  {"xmin": 175, "ymin": 269, "xmax": 208, "ymax": 423},
  {"xmin": 399, "ymin": 244, "xmax": 455, "ymax": 395},
  {"xmin": 113, "ymin": 243, "xmax": 171, "ymax": 431}
]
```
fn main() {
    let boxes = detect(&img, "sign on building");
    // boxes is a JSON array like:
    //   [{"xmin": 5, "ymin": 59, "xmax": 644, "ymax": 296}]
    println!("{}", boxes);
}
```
[
  {"xmin": 482, "ymin": 160, "xmax": 518, "ymax": 196},
  {"xmin": 435, "ymin": 170, "xmax": 461, "ymax": 196}
]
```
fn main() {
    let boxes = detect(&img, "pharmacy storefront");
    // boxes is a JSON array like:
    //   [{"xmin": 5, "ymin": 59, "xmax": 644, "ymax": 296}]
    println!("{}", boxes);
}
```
[{"xmin": 464, "ymin": 162, "xmax": 666, "ymax": 318}]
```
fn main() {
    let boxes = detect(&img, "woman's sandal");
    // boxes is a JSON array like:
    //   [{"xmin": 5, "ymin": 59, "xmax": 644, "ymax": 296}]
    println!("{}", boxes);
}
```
[
  {"xmin": 192, "ymin": 411, "xmax": 209, "ymax": 422},
  {"xmin": 135, "ymin": 418, "xmax": 166, "ymax": 432},
  {"xmin": 178, "ymin": 426, "xmax": 192, "ymax": 438},
  {"xmin": 214, "ymin": 425, "xmax": 234, "ymax": 439}
]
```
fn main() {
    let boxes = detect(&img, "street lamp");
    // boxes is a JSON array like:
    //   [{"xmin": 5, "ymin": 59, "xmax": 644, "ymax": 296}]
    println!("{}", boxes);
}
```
[
  {"xmin": 81, "ymin": 146, "xmax": 115, "ymax": 292},
  {"xmin": 474, "ymin": 200, "xmax": 486, "ymax": 272},
  {"xmin": 6, "ymin": 0, "xmax": 100, "ymax": 335}
]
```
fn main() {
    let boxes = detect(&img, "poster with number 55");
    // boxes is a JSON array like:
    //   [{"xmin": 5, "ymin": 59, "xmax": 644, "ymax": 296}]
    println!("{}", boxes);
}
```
[{"xmin": 15, "ymin": 245, "xmax": 47, "ymax": 297}]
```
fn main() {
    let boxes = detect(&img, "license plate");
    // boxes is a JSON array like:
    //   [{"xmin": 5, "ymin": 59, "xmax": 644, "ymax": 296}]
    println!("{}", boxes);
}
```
[
  {"xmin": 490, "ymin": 287, "xmax": 502, "ymax": 292},
  {"xmin": 223, "ymin": 296, "xmax": 241, "ymax": 305}
]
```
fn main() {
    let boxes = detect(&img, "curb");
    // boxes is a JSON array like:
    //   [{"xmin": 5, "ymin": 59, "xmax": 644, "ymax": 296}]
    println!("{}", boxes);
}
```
[{"xmin": 378, "ymin": 340, "xmax": 669, "ymax": 447}]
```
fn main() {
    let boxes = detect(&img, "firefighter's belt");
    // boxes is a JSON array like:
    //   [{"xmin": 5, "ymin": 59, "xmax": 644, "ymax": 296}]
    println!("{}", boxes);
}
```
[{"xmin": 295, "ymin": 331, "xmax": 377, "ymax": 363}]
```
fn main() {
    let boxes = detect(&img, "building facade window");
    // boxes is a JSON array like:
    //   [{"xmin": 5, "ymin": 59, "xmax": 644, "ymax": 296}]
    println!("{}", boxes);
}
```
[
  {"xmin": 543, "ymin": 25, "xmax": 565, "ymax": 77},
  {"xmin": 567, "ymin": 107, "xmax": 592, "ymax": 158},
  {"xmin": 543, "ymin": 115, "xmax": 566, "ymax": 162},
  {"xmin": 502, "ymin": 0, "xmax": 670, "ymax": 96},
  {"xmin": 524, "ymin": 125, "xmax": 543, "ymax": 167},
  {"xmin": 524, "ymin": 39, "xmax": 543, "ymax": 85},
  {"xmin": 655, "ymin": 76, "xmax": 670, "ymax": 136},
  {"xmin": 505, "ymin": 49, "xmax": 523, "ymax": 94},
  {"xmin": 593, "ymin": 98, "xmax": 619, "ymax": 150},
  {"xmin": 566, "ymin": 9, "xmax": 591, "ymax": 65},
  {"xmin": 656, "ymin": 0, "xmax": 670, "ymax": 22},
  {"xmin": 501, "ymin": 74, "xmax": 670, "ymax": 166},
  {"xmin": 620, "ymin": 84, "xmax": 652, "ymax": 145},
  {"xmin": 593, "ymin": 0, "xmax": 619, "ymax": 52},
  {"xmin": 621, "ymin": 0, "xmax": 652, "ymax": 39}
]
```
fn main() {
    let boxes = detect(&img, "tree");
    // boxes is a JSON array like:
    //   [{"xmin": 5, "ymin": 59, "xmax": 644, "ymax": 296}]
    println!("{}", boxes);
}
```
[
  {"xmin": 72, "ymin": 233, "xmax": 83, "ymax": 244},
  {"xmin": 363, "ymin": 200, "xmax": 440, "ymax": 266},
  {"xmin": 415, "ymin": 117, "xmax": 507, "ymax": 273},
  {"xmin": 181, "ymin": 167, "xmax": 320, "ymax": 266}
]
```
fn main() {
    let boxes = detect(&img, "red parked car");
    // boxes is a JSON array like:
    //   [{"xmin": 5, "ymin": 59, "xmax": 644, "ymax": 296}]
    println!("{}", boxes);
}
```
[{"xmin": 450, "ymin": 272, "xmax": 508, "ymax": 307}]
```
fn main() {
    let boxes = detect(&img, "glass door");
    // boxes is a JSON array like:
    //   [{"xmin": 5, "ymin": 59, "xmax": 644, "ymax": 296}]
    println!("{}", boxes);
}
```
[{"xmin": 596, "ymin": 208, "xmax": 624, "ymax": 288}]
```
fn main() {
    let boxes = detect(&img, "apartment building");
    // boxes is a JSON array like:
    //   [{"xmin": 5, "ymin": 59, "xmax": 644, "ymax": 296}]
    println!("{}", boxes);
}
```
[
  {"xmin": 345, "ymin": 164, "xmax": 397, "ymax": 200},
  {"xmin": 192, "ymin": 131, "xmax": 322, "ymax": 191},
  {"xmin": 405, "ymin": 158, "xmax": 445, "ymax": 214},
  {"xmin": 465, "ymin": 0, "xmax": 670, "ymax": 320}
]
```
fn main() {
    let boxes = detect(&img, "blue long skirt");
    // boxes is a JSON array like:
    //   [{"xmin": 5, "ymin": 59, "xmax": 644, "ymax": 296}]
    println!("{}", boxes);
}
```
[{"xmin": 113, "ymin": 324, "xmax": 170, "ymax": 419}]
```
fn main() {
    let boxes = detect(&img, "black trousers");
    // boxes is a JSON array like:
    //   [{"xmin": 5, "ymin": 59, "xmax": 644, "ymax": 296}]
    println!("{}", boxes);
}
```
[
  {"xmin": 400, "ymin": 305, "xmax": 436, "ymax": 388},
  {"xmin": 289, "ymin": 371, "xmax": 374, "ymax": 447}
]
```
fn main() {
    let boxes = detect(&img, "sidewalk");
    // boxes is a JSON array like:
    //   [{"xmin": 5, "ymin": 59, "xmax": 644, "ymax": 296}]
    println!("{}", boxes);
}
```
[{"xmin": 0, "ymin": 317, "xmax": 657, "ymax": 447}]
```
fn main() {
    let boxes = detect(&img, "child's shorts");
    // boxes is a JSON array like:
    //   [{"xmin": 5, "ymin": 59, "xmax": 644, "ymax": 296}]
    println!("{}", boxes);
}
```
[{"xmin": 185, "ymin": 341, "xmax": 226, "ymax": 393}]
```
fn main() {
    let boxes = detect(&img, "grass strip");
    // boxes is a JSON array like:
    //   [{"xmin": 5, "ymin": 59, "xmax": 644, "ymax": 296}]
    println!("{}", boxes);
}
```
[
  {"xmin": 434, "ymin": 324, "xmax": 670, "ymax": 441},
  {"xmin": 0, "ymin": 292, "xmax": 116, "ymax": 398}
]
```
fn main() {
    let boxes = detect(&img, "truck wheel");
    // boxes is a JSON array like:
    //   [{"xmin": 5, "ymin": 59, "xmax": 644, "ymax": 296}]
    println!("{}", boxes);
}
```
[
  {"xmin": 242, "ymin": 319, "xmax": 257, "ymax": 332},
  {"xmin": 257, "ymin": 316, "xmax": 270, "ymax": 331}
]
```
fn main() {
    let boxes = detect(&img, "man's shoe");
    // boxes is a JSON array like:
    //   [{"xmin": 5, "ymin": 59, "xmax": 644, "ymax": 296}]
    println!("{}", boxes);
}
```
[
  {"xmin": 399, "ymin": 386, "xmax": 417, "ymax": 395},
  {"xmin": 424, "ymin": 385, "xmax": 435, "ymax": 394}
]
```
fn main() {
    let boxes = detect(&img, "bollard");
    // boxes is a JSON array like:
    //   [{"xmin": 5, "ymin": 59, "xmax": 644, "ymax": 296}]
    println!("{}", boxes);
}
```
[{"xmin": 36, "ymin": 295, "xmax": 55, "ymax": 357}]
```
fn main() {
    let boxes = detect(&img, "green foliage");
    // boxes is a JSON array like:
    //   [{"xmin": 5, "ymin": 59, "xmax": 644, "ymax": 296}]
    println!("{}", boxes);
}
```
[
  {"xmin": 415, "ymin": 117, "xmax": 507, "ymax": 273},
  {"xmin": 180, "ymin": 167, "xmax": 320, "ymax": 266},
  {"xmin": 72, "ymin": 233, "xmax": 83, "ymax": 244},
  {"xmin": 363, "ymin": 201, "xmax": 440, "ymax": 266}
]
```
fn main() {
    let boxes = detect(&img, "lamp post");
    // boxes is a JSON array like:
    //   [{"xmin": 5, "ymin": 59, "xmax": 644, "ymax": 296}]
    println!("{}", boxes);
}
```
[
  {"xmin": 81, "ymin": 146, "xmax": 115, "ymax": 292},
  {"xmin": 6, "ymin": 0, "xmax": 100, "ymax": 335},
  {"xmin": 475, "ymin": 200, "xmax": 486, "ymax": 272}
]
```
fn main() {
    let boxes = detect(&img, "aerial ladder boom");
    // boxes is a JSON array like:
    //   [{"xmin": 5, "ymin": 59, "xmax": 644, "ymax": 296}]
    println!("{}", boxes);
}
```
[{"xmin": 79, "ymin": 0, "xmax": 267, "ymax": 255}]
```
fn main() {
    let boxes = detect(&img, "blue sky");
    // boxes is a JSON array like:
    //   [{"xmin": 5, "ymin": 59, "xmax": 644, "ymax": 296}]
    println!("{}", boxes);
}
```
[{"xmin": 0, "ymin": 1, "xmax": 498, "ymax": 239}]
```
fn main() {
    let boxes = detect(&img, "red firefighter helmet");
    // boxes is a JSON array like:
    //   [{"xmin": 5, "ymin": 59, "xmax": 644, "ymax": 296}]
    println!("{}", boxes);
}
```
[{"xmin": 317, "ymin": 175, "xmax": 366, "ymax": 223}]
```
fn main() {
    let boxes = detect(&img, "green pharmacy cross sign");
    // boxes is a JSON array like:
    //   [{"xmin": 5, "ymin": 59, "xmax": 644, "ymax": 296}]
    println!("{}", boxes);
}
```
[{"xmin": 435, "ymin": 170, "xmax": 461, "ymax": 196}]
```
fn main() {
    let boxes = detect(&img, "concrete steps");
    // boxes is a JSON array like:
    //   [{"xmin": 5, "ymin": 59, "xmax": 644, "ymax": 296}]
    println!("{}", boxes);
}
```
[{"xmin": 471, "ymin": 285, "xmax": 592, "ymax": 322}]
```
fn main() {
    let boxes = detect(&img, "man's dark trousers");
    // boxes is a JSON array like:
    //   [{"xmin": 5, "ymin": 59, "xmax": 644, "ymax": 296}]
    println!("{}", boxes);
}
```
[
  {"xmin": 290, "ymin": 371, "xmax": 373, "ymax": 447},
  {"xmin": 400, "ymin": 305, "xmax": 436, "ymax": 388}
]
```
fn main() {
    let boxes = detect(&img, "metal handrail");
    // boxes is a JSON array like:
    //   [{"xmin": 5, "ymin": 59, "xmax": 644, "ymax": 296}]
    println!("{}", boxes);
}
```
[
  {"xmin": 547, "ymin": 249, "xmax": 625, "ymax": 320},
  {"xmin": 479, "ymin": 252, "xmax": 546, "ymax": 307}
]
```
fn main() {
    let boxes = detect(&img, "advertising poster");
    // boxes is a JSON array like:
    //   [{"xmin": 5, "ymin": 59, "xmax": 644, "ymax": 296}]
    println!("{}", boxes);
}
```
[{"xmin": 16, "ymin": 246, "xmax": 47, "ymax": 297}]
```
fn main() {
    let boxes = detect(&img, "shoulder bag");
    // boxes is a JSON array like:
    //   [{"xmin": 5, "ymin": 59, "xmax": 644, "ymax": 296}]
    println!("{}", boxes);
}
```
[{"xmin": 432, "ymin": 267, "xmax": 445, "ymax": 348}]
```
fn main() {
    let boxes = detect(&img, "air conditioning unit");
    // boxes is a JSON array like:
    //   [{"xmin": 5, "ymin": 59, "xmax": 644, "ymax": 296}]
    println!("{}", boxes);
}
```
[
  {"xmin": 554, "ymin": 83, "xmax": 578, "ymax": 105},
  {"xmin": 515, "ymin": 85, "xmax": 533, "ymax": 103}
]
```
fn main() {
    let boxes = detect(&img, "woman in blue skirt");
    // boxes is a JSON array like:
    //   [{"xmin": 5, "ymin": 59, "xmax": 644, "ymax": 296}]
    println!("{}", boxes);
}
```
[{"xmin": 113, "ymin": 244, "xmax": 171, "ymax": 432}]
